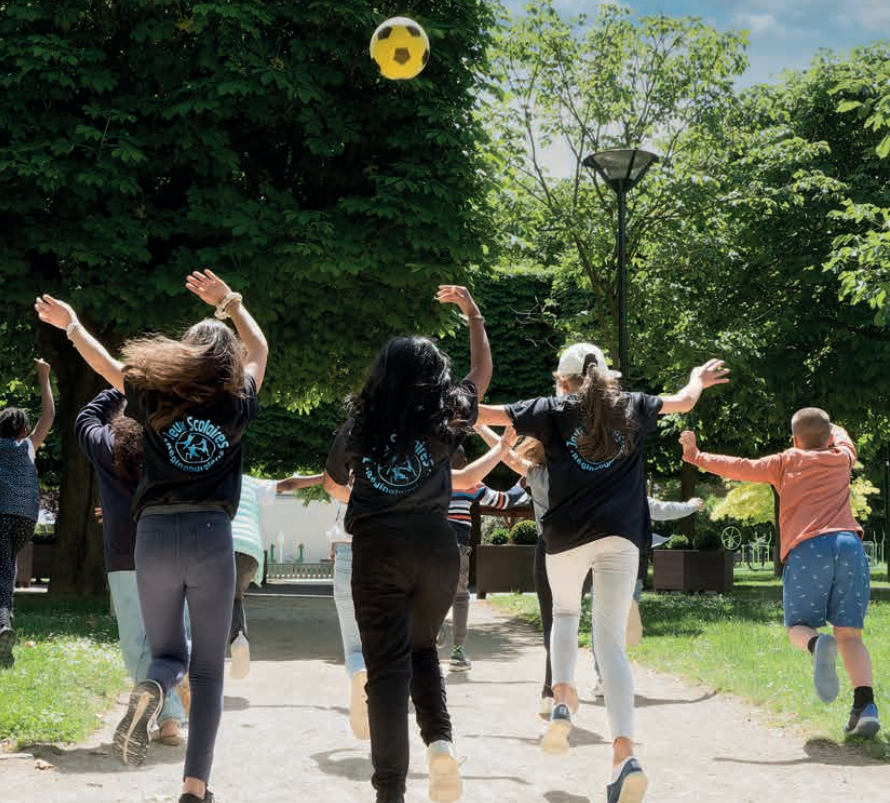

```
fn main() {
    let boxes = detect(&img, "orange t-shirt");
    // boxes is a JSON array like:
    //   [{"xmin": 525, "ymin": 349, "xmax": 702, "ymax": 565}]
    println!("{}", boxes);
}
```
[{"xmin": 686, "ymin": 428, "xmax": 862, "ymax": 561}]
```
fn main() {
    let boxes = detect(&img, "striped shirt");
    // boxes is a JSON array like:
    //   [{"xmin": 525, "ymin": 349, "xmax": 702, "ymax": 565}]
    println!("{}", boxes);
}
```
[{"xmin": 448, "ymin": 482, "xmax": 527, "ymax": 545}]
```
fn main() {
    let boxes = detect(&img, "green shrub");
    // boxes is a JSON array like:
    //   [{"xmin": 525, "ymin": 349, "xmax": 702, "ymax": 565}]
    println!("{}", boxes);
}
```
[
  {"xmin": 32, "ymin": 524, "xmax": 56, "ymax": 544},
  {"xmin": 510, "ymin": 519, "xmax": 538, "ymax": 545},
  {"xmin": 664, "ymin": 534, "xmax": 692, "ymax": 550},
  {"xmin": 489, "ymin": 529, "xmax": 510, "ymax": 545},
  {"xmin": 694, "ymin": 527, "xmax": 724, "ymax": 551}
]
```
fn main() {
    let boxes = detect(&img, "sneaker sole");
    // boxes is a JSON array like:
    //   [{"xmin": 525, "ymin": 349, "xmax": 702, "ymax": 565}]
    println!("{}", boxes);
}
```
[
  {"xmin": 429, "ymin": 751, "xmax": 463, "ymax": 802},
  {"xmin": 541, "ymin": 718, "xmax": 572, "ymax": 755},
  {"xmin": 617, "ymin": 771, "xmax": 648, "ymax": 803},
  {"xmin": 230, "ymin": 644, "xmax": 251, "ymax": 680},
  {"xmin": 449, "ymin": 662, "xmax": 472, "ymax": 672},
  {"xmin": 113, "ymin": 682, "xmax": 163, "ymax": 766},
  {"xmin": 0, "ymin": 629, "xmax": 16, "ymax": 669},
  {"xmin": 848, "ymin": 717, "xmax": 881, "ymax": 739},
  {"xmin": 813, "ymin": 635, "xmax": 839, "ymax": 703},
  {"xmin": 349, "ymin": 670, "xmax": 370, "ymax": 741}
]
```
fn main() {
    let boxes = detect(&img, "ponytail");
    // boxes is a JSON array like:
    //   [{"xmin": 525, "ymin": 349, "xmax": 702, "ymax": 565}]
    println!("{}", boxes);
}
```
[{"xmin": 572, "ymin": 365, "xmax": 638, "ymax": 462}]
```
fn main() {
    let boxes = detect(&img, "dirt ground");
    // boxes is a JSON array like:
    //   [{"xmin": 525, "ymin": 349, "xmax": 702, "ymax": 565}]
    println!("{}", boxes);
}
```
[{"xmin": 1, "ymin": 595, "xmax": 885, "ymax": 802}]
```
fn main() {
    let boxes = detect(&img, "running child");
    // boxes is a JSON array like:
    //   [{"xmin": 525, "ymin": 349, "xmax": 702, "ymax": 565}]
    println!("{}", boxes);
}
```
[
  {"xmin": 322, "ymin": 285, "xmax": 505, "ymax": 803},
  {"xmin": 680, "ymin": 408, "xmax": 880, "ymax": 737},
  {"xmin": 477, "ymin": 343, "xmax": 729, "ymax": 803}
]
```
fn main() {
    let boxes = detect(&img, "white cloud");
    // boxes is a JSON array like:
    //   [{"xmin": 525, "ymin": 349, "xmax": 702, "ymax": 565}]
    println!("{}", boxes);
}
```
[{"xmin": 732, "ymin": 11, "xmax": 779, "ymax": 35}]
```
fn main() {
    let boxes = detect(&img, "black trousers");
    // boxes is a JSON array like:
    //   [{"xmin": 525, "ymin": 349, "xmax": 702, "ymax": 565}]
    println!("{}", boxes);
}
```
[
  {"xmin": 230, "ymin": 552, "xmax": 259, "ymax": 643},
  {"xmin": 534, "ymin": 537, "xmax": 591, "ymax": 699},
  {"xmin": 0, "ymin": 514, "xmax": 35, "ymax": 623},
  {"xmin": 351, "ymin": 521, "xmax": 459, "ymax": 803}
]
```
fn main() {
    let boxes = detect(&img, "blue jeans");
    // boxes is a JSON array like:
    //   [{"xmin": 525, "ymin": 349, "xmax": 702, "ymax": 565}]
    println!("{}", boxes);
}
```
[
  {"xmin": 107, "ymin": 570, "xmax": 189, "ymax": 725},
  {"xmin": 334, "ymin": 543, "xmax": 366, "ymax": 678},
  {"xmin": 136, "ymin": 510, "xmax": 235, "ymax": 783}
]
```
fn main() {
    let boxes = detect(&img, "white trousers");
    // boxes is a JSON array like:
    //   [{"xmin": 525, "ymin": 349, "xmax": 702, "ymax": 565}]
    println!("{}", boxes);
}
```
[{"xmin": 546, "ymin": 536, "xmax": 639, "ymax": 740}]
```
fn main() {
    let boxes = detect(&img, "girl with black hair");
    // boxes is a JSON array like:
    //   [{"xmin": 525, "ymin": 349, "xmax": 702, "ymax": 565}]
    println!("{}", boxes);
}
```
[
  {"xmin": 477, "ymin": 344, "xmax": 728, "ymax": 803},
  {"xmin": 0, "ymin": 358, "xmax": 54, "ymax": 669},
  {"xmin": 322, "ymin": 285, "xmax": 507, "ymax": 803},
  {"xmin": 35, "ymin": 270, "xmax": 267, "ymax": 803}
]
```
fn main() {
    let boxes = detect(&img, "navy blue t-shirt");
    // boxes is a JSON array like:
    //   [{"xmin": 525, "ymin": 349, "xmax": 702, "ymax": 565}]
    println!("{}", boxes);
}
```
[
  {"xmin": 506, "ymin": 392, "xmax": 663, "ymax": 554},
  {"xmin": 325, "ymin": 381, "xmax": 478, "ymax": 534},
  {"xmin": 75, "ymin": 389, "xmax": 137, "ymax": 573}
]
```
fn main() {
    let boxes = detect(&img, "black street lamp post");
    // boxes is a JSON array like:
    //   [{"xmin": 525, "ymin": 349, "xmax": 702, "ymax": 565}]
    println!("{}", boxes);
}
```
[{"xmin": 582, "ymin": 148, "xmax": 659, "ymax": 375}]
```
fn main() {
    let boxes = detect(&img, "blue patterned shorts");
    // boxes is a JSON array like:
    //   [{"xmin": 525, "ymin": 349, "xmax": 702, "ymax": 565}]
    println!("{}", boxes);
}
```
[{"xmin": 782, "ymin": 531, "xmax": 870, "ymax": 629}]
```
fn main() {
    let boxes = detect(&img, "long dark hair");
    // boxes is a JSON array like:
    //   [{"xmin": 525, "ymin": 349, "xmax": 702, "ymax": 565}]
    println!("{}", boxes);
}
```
[
  {"xmin": 121, "ymin": 319, "xmax": 246, "ymax": 432},
  {"xmin": 571, "ymin": 364, "xmax": 639, "ymax": 462},
  {"xmin": 348, "ymin": 336, "xmax": 474, "ymax": 458},
  {"xmin": 0, "ymin": 408, "xmax": 30, "ymax": 439},
  {"xmin": 110, "ymin": 412, "xmax": 145, "ymax": 489}
]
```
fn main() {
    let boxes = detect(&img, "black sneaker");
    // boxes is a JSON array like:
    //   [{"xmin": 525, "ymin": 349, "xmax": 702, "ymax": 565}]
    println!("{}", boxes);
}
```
[
  {"xmin": 0, "ymin": 626, "xmax": 16, "ymax": 670},
  {"xmin": 541, "ymin": 702, "xmax": 572, "ymax": 755},
  {"xmin": 113, "ymin": 679, "xmax": 164, "ymax": 766},
  {"xmin": 179, "ymin": 792, "xmax": 216, "ymax": 803},
  {"xmin": 606, "ymin": 757, "xmax": 648, "ymax": 803}
]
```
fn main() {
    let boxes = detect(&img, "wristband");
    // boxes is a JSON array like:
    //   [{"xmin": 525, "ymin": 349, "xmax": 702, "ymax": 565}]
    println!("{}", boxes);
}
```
[
  {"xmin": 65, "ymin": 321, "xmax": 81, "ymax": 339},
  {"xmin": 468, "ymin": 315, "xmax": 486, "ymax": 325},
  {"xmin": 214, "ymin": 292, "xmax": 243, "ymax": 320}
]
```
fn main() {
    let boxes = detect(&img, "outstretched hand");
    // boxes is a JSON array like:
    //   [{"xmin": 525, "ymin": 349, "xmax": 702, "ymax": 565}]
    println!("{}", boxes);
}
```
[
  {"xmin": 679, "ymin": 430, "xmax": 699, "ymax": 460},
  {"xmin": 34, "ymin": 295, "xmax": 76, "ymax": 330},
  {"xmin": 691, "ymin": 359, "xmax": 730, "ymax": 389},
  {"xmin": 436, "ymin": 285, "xmax": 480, "ymax": 319},
  {"xmin": 500, "ymin": 425, "xmax": 518, "ymax": 449},
  {"xmin": 185, "ymin": 269, "xmax": 233, "ymax": 308}
]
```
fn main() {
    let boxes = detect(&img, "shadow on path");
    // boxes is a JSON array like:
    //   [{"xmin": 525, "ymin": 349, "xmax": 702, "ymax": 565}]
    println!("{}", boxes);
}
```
[
  {"xmin": 714, "ymin": 737, "xmax": 889, "ymax": 768},
  {"xmin": 25, "ymin": 741, "xmax": 183, "ymax": 775}
]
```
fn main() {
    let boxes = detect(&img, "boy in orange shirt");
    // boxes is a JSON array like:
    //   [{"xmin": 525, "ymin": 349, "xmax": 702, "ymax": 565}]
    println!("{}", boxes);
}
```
[{"xmin": 680, "ymin": 408, "xmax": 880, "ymax": 738}]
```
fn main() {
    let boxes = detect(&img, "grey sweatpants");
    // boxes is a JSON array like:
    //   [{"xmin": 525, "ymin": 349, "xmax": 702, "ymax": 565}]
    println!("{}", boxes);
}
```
[
  {"xmin": 135, "ymin": 509, "xmax": 235, "ymax": 783},
  {"xmin": 450, "ymin": 545, "xmax": 471, "ymax": 648}
]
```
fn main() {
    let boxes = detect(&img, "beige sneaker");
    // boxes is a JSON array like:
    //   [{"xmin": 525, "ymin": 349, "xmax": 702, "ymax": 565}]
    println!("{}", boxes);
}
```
[
  {"xmin": 349, "ymin": 669, "xmax": 370, "ymax": 740},
  {"xmin": 427, "ymin": 739, "xmax": 463, "ymax": 802},
  {"xmin": 626, "ymin": 599, "xmax": 643, "ymax": 647}
]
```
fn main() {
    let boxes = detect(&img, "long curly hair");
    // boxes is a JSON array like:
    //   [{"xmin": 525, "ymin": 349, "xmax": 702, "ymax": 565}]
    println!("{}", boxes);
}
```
[
  {"xmin": 571, "ymin": 363, "xmax": 639, "ymax": 463},
  {"xmin": 121, "ymin": 319, "xmax": 246, "ymax": 432},
  {"xmin": 110, "ymin": 412, "xmax": 145, "ymax": 489},
  {"xmin": 0, "ymin": 408, "xmax": 30, "ymax": 440},
  {"xmin": 348, "ymin": 336, "xmax": 475, "ymax": 459}
]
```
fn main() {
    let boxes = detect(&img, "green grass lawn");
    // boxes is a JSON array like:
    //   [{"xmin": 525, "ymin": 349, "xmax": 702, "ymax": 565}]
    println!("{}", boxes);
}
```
[
  {"xmin": 492, "ymin": 566, "xmax": 890, "ymax": 760},
  {"xmin": 0, "ymin": 596, "xmax": 127, "ymax": 749}
]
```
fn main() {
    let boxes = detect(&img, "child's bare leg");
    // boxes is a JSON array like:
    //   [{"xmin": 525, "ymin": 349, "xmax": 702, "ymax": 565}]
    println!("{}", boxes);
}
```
[
  {"xmin": 787, "ymin": 624, "xmax": 819, "ymax": 651},
  {"xmin": 834, "ymin": 626, "xmax": 872, "ymax": 688}
]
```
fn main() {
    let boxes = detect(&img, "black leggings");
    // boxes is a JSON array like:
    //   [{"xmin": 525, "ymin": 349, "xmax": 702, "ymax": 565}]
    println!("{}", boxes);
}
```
[{"xmin": 0, "ymin": 514, "xmax": 35, "ymax": 620}]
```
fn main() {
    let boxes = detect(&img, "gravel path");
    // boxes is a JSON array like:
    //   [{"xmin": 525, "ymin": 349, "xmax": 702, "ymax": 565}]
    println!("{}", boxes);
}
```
[{"xmin": 1, "ymin": 594, "xmax": 885, "ymax": 802}]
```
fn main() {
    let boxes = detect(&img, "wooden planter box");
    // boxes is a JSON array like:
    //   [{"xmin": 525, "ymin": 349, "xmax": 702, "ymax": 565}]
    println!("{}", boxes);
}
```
[
  {"xmin": 653, "ymin": 549, "xmax": 733, "ymax": 594},
  {"xmin": 474, "ymin": 544, "xmax": 536, "ymax": 599}
]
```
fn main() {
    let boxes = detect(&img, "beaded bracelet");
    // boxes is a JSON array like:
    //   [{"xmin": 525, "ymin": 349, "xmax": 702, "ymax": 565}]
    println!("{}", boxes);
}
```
[{"xmin": 214, "ymin": 292, "xmax": 243, "ymax": 320}]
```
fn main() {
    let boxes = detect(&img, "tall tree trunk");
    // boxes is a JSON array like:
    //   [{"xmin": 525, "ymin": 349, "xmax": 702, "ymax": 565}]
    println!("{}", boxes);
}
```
[
  {"xmin": 40, "ymin": 327, "xmax": 108, "ymax": 598},
  {"xmin": 680, "ymin": 460, "xmax": 697, "ymax": 539}
]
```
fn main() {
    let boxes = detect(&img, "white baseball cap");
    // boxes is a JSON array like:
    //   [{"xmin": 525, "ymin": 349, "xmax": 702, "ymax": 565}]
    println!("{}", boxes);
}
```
[{"xmin": 557, "ymin": 343, "xmax": 621, "ymax": 378}]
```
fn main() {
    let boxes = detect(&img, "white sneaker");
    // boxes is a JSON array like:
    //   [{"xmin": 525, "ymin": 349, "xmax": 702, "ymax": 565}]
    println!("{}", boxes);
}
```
[
  {"xmin": 230, "ymin": 631, "xmax": 250, "ymax": 679},
  {"xmin": 427, "ymin": 739, "xmax": 463, "ymax": 802},
  {"xmin": 539, "ymin": 696, "xmax": 554, "ymax": 717},
  {"xmin": 349, "ymin": 669, "xmax": 370, "ymax": 740},
  {"xmin": 593, "ymin": 678, "xmax": 605, "ymax": 698},
  {"xmin": 626, "ymin": 599, "xmax": 643, "ymax": 647}
]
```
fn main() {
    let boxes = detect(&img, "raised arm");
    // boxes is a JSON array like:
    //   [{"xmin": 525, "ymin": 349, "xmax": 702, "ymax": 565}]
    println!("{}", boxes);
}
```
[
  {"xmin": 28, "ymin": 359, "xmax": 55, "ymax": 451},
  {"xmin": 475, "ymin": 423, "xmax": 531, "ymax": 476},
  {"xmin": 451, "ymin": 426, "xmax": 518, "ymax": 487},
  {"xmin": 276, "ymin": 473, "xmax": 324, "ymax": 494},
  {"xmin": 34, "ymin": 297, "xmax": 125, "ymax": 391},
  {"xmin": 436, "ymin": 285, "xmax": 491, "ymax": 398},
  {"xmin": 322, "ymin": 471, "xmax": 351, "ymax": 505},
  {"xmin": 660, "ymin": 359, "xmax": 730, "ymax": 415},
  {"xmin": 680, "ymin": 431, "xmax": 782, "ymax": 486},
  {"xmin": 476, "ymin": 404, "xmax": 512, "ymax": 427},
  {"xmin": 185, "ymin": 270, "xmax": 269, "ymax": 392}
]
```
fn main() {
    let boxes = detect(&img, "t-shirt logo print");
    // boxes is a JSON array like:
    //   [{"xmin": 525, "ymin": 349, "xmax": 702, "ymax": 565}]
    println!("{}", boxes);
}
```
[
  {"xmin": 566, "ymin": 427, "xmax": 624, "ymax": 472},
  {"xmin": 163, "ymin": 417, "xmax": 231, "ymax": 473},
  {"xmin": 364, "ymin": 437, "xmax": 434, "ymax": 495}
]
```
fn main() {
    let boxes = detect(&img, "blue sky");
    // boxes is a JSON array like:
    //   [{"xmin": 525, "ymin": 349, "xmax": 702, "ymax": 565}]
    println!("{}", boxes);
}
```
[{"xmin": 503, "ymin": 1, "xmax": 889, "ymax": 85}]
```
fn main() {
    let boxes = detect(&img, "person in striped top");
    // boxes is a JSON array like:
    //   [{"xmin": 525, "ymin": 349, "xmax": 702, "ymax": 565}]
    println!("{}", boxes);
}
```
[{"xmin": 446, "ymin": 446, "xmax": 526, "ymax": 671}]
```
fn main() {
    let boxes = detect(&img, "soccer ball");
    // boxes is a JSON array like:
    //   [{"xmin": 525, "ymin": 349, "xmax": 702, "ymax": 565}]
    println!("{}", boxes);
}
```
[{"xmin": 370, "ymin": 17, "xmax": 430, "ymax": 81}]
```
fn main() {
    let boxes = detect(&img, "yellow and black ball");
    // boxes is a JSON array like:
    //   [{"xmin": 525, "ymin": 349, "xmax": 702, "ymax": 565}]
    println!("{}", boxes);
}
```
[{"xmin": 370, "ymin": 17, "xmax": 430, "ymax": 81}]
